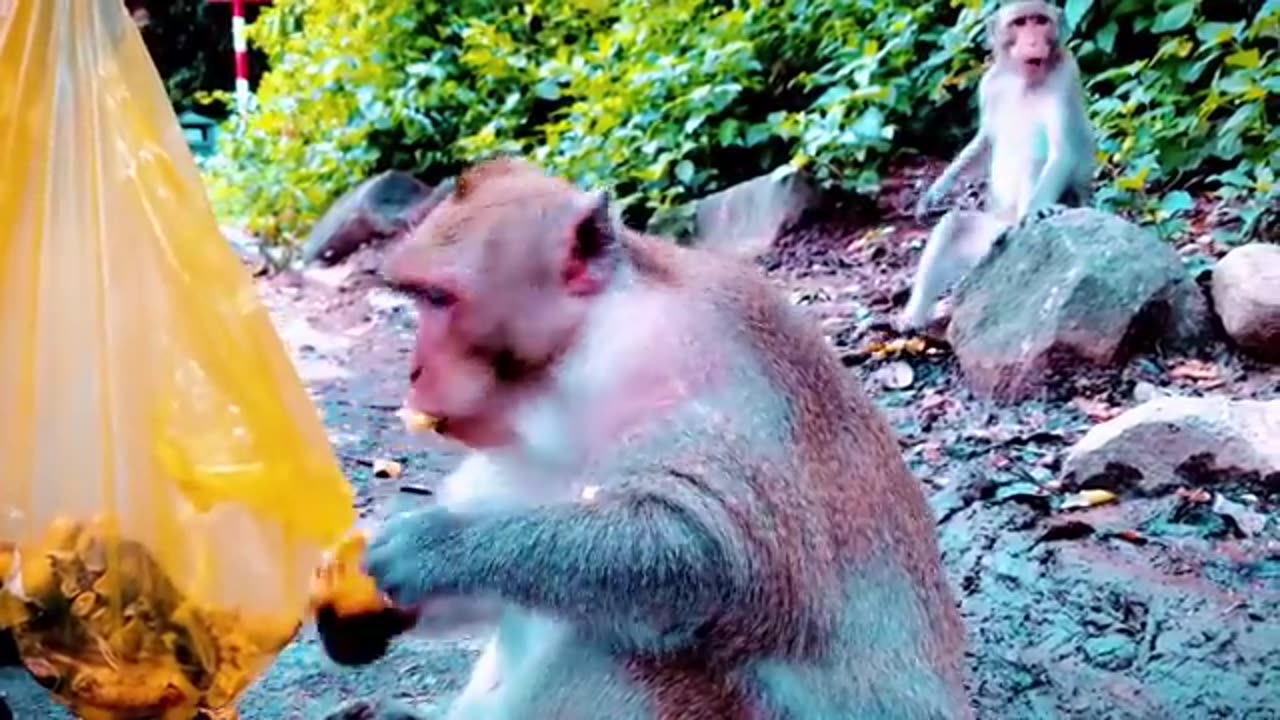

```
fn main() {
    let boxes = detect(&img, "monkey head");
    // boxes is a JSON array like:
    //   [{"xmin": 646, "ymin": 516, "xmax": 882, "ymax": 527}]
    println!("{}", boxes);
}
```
[
  {"xmin": 988, "ymin": 1, "xmax": 1063, "ymax": 84},
  {"xmin": 381, "ymin": 158, "xmax": 619, "ymax": 448}
]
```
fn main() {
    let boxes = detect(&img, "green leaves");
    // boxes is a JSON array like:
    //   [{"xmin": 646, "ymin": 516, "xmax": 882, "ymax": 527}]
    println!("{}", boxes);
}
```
[
  {"xmin": 203, "ymin": 0, "xmax": 1277, "ymax": 245},
  {"xmin": 1063, "ymin": 0, "xmax": 1095, "ymax": 34},
  {"xmin": 1152, "ymin": 3, "xmax": 1196, "ymax": 34},
  {"xmin": 1082, "ymin": 0, "xmax": 1276, "ymax": 232}
]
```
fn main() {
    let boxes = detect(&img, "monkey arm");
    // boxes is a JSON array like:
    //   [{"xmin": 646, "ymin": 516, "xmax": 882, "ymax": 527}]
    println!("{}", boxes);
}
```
[
  {"xmin": 1020, "ymin": 97, "xmax": 1079, "ymax": 217},
  {"xmin": 917, "ymin": 131, "xmax": 991, "ymax": 218},
  {"xmin": 367, "ymin": 470, "xmax": 753, "ymax": 652}
]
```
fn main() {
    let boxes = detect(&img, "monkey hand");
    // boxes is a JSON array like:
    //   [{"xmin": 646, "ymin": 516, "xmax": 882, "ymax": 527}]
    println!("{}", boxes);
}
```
[
  {"xmin": 364, "ymin": 506, "xmax": 470, "ymax": 609},
  {"xmin": 1020, "ymin": 203, "xmax": 1069, "ymax": 227},
  {"xmin": 914, "ymin": 187, "xmax": 944, "ymax": 221}
]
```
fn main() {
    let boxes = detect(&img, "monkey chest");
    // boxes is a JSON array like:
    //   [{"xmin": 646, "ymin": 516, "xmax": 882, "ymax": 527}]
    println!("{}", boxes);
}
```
[{"xmin": 989, "ymin": 114, "xmax": 1051, "ymax": 169}]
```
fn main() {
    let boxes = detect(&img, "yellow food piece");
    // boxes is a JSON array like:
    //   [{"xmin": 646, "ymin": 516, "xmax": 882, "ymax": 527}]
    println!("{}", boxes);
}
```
[
  {"xmin": 309, "ymin": 531, "xmax": 393, "ymax": 617},
  {"xmin": 372, "ymin": 458, "xmax": 403, "ymax": 479},
  {"xmin": 395, "ymin": 407, "xmax": 439, "ymax": 434}
]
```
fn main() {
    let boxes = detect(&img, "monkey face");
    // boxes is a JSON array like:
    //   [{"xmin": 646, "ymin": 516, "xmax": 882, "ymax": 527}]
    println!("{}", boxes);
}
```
[
  {"xmin": 996, "ymin": 3, "xmax": 1061, "ymax": 83},
  {"xmin": 380, "ymin": 160, "xmax": 613, "ymax": 449}
]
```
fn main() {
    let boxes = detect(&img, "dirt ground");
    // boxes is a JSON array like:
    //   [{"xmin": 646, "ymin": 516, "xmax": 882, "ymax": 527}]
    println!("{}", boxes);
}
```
[{"xmin": 1, "ymin": 169, "xmax": 1277, "ymax": 718}]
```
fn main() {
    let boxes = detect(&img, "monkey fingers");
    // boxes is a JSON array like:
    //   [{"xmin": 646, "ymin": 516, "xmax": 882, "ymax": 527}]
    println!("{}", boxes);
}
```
[
  {"xmin": 1022, "ymin": 203, "xmax": 1069, "ymax": 226},
  {"xmin": 364, "ymin": 507, "xmax": 470, "ymax": 608},
  {"xmin": 914, "ymin": 189, "xmax": 943, "ymax": 221}
]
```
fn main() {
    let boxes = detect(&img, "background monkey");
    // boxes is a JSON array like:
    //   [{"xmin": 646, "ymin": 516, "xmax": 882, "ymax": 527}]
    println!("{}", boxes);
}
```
[
  {"xmin": 354, "ymin": 158, "xmax": 971, "ymax": 718},
  {"xmin": 901, "ymin": 0, "xmax": 1095, "ymax": 332}
]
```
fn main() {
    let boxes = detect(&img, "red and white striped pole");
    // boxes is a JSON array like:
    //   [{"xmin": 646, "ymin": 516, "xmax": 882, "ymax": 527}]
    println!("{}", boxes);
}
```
[{"xmin": 230, "ymin": 0, "xmax": 250, "ymax": 115}]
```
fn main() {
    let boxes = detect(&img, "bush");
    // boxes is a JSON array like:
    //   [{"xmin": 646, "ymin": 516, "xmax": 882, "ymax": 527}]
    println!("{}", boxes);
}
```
[
  {"xmin": 204, "ymin": 0, "xmax": 1278, "ymax": 246},
  {"xmin": 1074, "ymin": 0, "xmax": 1279, "ymax": 242}
]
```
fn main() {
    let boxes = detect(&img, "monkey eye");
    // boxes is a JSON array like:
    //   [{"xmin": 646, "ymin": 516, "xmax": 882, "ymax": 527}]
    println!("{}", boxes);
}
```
[
  {"xmin": 386, "ymin": 280, "xmax": 458, "ymax": 308},
  {"xmin": 418, "ymin": 285, "xmax": 457, "ymax": 308}
]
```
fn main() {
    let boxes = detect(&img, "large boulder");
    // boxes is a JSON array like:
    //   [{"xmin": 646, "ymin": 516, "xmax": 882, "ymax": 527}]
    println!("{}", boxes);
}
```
[
  {"xmin": 1211, "ymin": 242, "xmax": 1280, "ymax": 362},
  {"xmin": 686, "ymin": 167, "xmax": 821, "ymax": 258},
  {"xmin": 302, "ymin": 171, "xmax": 450, "ymax": 267},
  {"xmin": 1061, "ymin": 396, "xmax": 1280, "ymax": 498},
  {"xmin": 947, "ymin": 208, "xmax": 1210, "ymax": 401}
]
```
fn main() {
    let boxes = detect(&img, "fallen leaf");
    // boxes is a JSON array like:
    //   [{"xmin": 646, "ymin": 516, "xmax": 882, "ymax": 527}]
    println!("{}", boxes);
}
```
[
  {"xmin": 1060, "ymin": 488, "xmax": 1118, "ymax": 510},
  {"xmin": 1177, "ymin": 487, "xmax": 1212, "ymax": 504},
  {"xmin": 1168, "ymin": 359, "xmax": 1220, "ymax": 383},
  {"xmin": 919, "ymin": 442, "xmax": 944, "ymax": 463},
  {"xmin": 862, "ymin": 336, "xmax": 929, "ymax": 359},
  {"xmin": 1114, "ymin": 529, "xmax": 1148, "ymax": 545},
  {"xmin": 1072, "ymin": 396, "xmax": 1122, "ymax": 422},
  {"xmin": 372, "ymin": 459, "xmax": 403, "ymax": 479},
  {"xmin": 920, "ymin": 393, "xmax": 949, "ymax": 411}
]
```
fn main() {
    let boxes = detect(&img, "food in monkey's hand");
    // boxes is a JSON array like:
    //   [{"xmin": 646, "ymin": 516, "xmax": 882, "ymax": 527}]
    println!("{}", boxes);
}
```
[
  {"xmin": 309, "ymin": 532, "xmax": 418, "ymax": 667},
  {"xmin": 0, "ymin": 516, "xmax": 299, "ymax": 720}
]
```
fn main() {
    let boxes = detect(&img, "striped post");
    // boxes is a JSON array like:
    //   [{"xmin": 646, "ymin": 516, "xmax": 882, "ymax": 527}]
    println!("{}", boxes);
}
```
[{"xmin": 230, "ymin": 0, "xmax": 250, "ymax": 114}]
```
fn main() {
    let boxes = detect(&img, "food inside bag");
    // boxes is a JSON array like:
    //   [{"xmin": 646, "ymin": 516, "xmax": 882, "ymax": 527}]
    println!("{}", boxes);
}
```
[{"xmin": 0, "ymin": 1, "xmax": 357, "ymax": 718}]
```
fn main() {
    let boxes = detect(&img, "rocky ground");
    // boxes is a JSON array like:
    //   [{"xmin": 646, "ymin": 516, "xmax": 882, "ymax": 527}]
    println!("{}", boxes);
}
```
[{"xmin": 1, "ymin": 165, "xmax": 1277, "ymax": 719}]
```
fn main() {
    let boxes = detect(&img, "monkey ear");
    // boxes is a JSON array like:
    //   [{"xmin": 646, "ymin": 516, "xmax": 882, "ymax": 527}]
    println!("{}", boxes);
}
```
[{"xmin": 562, "ymin": 190, "xmax": 617, "ymax": 296}]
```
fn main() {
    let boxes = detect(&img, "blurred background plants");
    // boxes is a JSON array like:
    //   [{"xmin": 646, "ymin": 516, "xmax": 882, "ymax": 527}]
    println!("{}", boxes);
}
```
[{"xmin": 166, "ymin": 0, "xmax": 1276, "ymax": 246}]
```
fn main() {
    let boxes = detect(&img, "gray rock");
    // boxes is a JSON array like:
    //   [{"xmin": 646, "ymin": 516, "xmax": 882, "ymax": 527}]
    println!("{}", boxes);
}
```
[
  {"xmin": 1211, "ymin": 242, "xmax": 1280, "ymax": 362},
  {"xmin": 687, "ymin": 167, "xmax": 821, "ymax": 258},
  {"xmin": 1061, "ymin": 396, "xmax": 1280, "ymax": 497},
  {"xmin": 302, "ymin": 171, "xmax": 449, "ymax": 267},
  {"xmin": 948, "ymin": 208, "xmax": 1211, "ymax": 401}
]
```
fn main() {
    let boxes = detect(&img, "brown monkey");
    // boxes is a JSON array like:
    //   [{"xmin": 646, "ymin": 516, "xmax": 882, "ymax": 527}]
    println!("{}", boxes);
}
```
[
  {"xmin": 901, "ymin": 0, "xmax": 1095, "ymax": 331},
  {"xmin": 360, "ymin": 158, "xmax": 972, "ymax": 719}
]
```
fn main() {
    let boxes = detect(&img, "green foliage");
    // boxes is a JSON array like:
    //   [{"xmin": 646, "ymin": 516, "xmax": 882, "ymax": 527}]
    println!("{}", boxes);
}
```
[
  {"xmin": 205, "ymin": 0, "xmax": 1278, "ymax": 246},
  {"xmin": 1075, "ymin": 0, "xmax": 1279, "ymax": 242}
]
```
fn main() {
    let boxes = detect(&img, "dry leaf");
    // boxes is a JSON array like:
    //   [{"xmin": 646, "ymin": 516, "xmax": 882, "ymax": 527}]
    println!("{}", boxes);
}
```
[
  {"xmin": 1060, "ymin": 489, "xmax": 1118, "ymax": 510},
  {"xmin": 863, "ymin": 337, "xmax": 928, "ymax": 359},
  {"xmin": 1115, "ymin": 529, "xmax": 1148, "ymax": 545},
  {"xmin": 1072, "ymin": 396, "xmax": 1122, "ymax": 422},
  {"xmin": 1176, "ymin": 487, "xmax": 1212, "ymax": 504},
  {"xmin": 372, "ymin": 459, "xmax": 402, "ymax": 479},
  {"xmin": 920, "ymin": 394, "xmax": 949, "ymax": 411},
  {"xmin": 1168, "ymin": 359, "xmax": 1220, "ymax": 383}
]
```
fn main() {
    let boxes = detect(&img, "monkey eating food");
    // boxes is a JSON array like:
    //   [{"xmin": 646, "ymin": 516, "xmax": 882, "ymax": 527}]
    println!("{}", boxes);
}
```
[
  {"xmin": 337, "ymin": 157, "xmax": 972, "ymax": 719},
  {"xmin": 901, "ymin": 0, "xmax": 1096, "ymax": 332}
]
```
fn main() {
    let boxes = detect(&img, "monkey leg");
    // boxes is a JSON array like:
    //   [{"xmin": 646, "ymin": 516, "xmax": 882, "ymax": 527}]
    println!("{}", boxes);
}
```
[{"xmin": 900, "ymin": 210, "xmax": 1009, "ymax": 331}]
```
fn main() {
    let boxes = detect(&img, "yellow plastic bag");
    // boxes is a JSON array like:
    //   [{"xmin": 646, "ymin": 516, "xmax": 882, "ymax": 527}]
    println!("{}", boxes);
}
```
[{"xmin": 0, "ymin": 1, "xmax": 356, "ymax": 718}]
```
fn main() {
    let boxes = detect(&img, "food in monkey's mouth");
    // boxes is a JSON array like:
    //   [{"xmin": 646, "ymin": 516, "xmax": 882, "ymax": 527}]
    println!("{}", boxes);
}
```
[
  {"xmin": 0, "ymin": 516, "xmax": 300, "ymax": 720},
  {"xmin": 395, "ymin": 407, "xmax": 439, "ymax": 434}
]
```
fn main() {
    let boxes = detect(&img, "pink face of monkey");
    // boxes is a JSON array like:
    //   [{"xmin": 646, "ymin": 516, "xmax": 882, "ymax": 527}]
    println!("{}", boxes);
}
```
[
  {"xmin": 996, "ymin": 4, "xmax": 1061, "ymax": 84},
  {"xmin": 380, "ymin": 161, "xmax": 611, "ymax": 449}
]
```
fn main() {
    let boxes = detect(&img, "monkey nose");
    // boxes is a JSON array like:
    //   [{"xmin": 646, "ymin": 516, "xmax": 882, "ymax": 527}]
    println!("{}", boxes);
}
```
[{"xmin": 409, "ymin": 365, "xmax": 423, "ymax": 382}]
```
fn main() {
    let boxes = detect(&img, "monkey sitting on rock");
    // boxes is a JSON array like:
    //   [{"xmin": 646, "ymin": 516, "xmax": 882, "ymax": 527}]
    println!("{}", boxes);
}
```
[{"xmin": 901, "ymin": 0, "xmax": 1096, "ymax": 333}]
